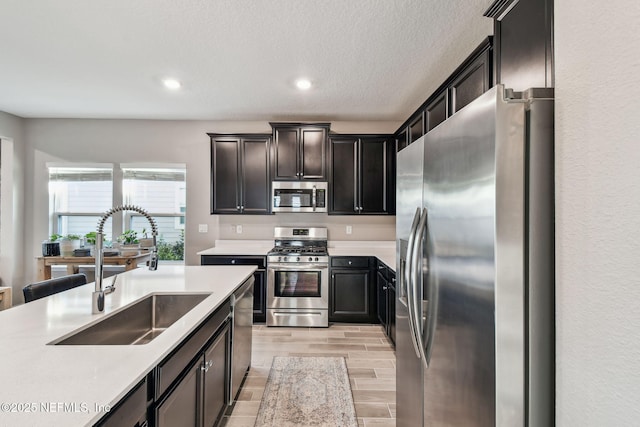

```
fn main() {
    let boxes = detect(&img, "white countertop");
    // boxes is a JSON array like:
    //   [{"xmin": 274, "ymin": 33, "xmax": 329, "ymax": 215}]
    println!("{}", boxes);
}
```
[
  {"xmin": 329, "ymin": 241, "xmax": 396, "ymax": 271},
  {"xmin": 198, "ymin": 240, "xmax": 396, "ymax": 271},
  {"xmin": 0, "ymin": 265, "xmax": 255, "ymax": 427},
  {"xmin": 197, "ymin": 240, "xmax": 274, "ymax": 256}
]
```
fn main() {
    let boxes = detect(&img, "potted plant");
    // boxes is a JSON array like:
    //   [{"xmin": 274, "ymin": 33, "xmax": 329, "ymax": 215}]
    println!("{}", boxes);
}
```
[
  {"xmin": 84, "ymin": 231, "xmax": 97, "ymax": 256},
  {"xmin": 59, "ymin": 234, "xmax": 82, "ymax": 257},
  {"xmin": 138, "ymin": 228, "xmax": 154, "ymax": 249},
  {"xmin": 42, "ymin": 233, "xmax": 62, "ymax": 257},
  {"xmin": 118, "ymin": 230, "xmax": 140, "ymax": 256}
]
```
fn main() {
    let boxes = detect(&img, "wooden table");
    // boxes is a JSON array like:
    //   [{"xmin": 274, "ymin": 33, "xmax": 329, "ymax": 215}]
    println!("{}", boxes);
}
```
[
  {"xmin": 0, "ymin": 287, "xmax": 12, "ymax": 310},
  {"xmin": 36, "ymin": 253, "xmax": 152, "ymax": 281}
]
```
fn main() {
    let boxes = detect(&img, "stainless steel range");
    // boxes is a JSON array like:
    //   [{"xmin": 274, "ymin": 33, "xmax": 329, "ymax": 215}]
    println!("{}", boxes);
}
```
[{"xmin": 266, "ymin": 226, "xmax": 329, "ymax": 327}]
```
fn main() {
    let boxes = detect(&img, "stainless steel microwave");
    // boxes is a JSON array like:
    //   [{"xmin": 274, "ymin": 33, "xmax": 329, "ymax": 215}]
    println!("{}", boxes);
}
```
[{"xmin": 271, "ymin": 181, "xmax": 328, "ymax": 213}]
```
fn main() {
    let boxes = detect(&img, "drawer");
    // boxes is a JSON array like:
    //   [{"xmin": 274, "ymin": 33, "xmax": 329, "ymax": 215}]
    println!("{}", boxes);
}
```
[
  {"xmin": 96, "ymin": 377, "xmax": 148, "ymax": 427},
  {"xmin": 376, "ymin": 262, "xmax": 390, "ymax": 280},
  {"xmin": 331, "ymin": 257, "xmax": 370, "ymax": 269},
  {"xmin": 388, "ymin": 270, "xmax": 397, "ymax": 290},
  {"xmin": 156, "ymin": 300, "xmax": 230, "ymax": 399},
  {"xmin": 201, "ymin": 255, "xmax": 266, "ymax": 269}
]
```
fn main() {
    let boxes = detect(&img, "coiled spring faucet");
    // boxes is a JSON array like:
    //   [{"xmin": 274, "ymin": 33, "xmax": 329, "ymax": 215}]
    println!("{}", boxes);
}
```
[{"xmin": 92, "ymin": 205, "xmax": 159, "ymax": 314}]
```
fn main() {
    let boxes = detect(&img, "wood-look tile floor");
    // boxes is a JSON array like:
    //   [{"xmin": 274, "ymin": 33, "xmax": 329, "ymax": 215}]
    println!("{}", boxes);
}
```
[{"xmin": 220, "ymin": 324, "xmax": 396, "ymax": 427}]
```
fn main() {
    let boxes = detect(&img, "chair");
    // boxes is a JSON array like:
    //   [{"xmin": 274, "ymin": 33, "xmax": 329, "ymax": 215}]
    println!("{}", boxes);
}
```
[{"xmin": 23, "ymin": 273, "xmax": 88, "ymax": 303}]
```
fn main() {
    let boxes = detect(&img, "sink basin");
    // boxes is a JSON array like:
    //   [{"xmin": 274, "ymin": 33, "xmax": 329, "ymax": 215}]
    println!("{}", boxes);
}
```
[{"xmin": 52, "ymin": 293, "xmax": 210, "ymax": 345}]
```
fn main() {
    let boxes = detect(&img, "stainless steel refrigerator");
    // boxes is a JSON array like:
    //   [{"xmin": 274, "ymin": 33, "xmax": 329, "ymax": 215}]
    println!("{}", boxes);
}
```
[{"xmin": 396, "ymin": 84, "xmax": 554, "ymax": 427}]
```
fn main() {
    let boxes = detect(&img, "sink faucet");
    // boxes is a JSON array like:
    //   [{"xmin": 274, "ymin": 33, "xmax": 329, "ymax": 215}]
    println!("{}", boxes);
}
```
[{"xmin": 92, "ymin": 205, "xmax": 159, "ymax": 314}]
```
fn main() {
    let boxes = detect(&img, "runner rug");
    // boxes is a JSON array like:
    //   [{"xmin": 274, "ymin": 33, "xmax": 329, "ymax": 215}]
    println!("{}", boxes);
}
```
[{"xmin": 254, "ymin": 356, "xmax": 357, "ymax": 427}]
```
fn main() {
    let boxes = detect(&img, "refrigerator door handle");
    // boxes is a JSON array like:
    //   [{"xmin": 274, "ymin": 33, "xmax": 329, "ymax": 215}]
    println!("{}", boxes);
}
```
[
  {"xmin": 405, "ymin": 207, "xmax": 423, "ymax": 359},
  {"xmin": 398, "ymin": 258, "xmax": 409, "ymax": 308},
  {"xmin": 411, "ymin": 208, "xmax": 430, "ymax": 366}
]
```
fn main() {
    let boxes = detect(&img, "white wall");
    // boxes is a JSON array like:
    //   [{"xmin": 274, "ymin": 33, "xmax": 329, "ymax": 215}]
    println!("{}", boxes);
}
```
[
  {"xmin": 22, "ymin": 119, "xmax": 399, "ymax": 285},
  {"xmin": 0, "ymin": 112, "xmax": 26, "ymax": 305},
  {"xmin": 555, "ymin": 1, "xmax": 640, "ymax": 425}
]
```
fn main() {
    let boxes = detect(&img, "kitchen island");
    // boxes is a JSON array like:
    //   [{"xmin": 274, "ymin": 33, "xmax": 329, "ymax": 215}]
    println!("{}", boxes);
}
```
[{"xmin": 0, "ymin": 265, "xmax": 256, "ymax": 427}]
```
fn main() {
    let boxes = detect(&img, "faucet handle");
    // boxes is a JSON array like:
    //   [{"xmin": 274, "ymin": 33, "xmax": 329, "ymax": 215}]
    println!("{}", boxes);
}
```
[
  {"xmin": 104, "ymin": 275, "xmax": 117, "ymax": 295},
  {"xmin": 149, "ymin": 250, "xmax": 159, "ymax": 271}
]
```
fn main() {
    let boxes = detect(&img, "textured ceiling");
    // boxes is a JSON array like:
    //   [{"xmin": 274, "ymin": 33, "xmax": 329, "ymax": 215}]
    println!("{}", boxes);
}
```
[{"xmin": 0, "ymin": 0, "xmax": 494, "ymax": 120}]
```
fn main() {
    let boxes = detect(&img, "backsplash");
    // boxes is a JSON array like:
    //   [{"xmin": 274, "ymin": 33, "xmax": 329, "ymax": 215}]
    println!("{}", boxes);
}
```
[{"xmin": 217, "ymin": 213, "xmax": 395, "ymax": 241}]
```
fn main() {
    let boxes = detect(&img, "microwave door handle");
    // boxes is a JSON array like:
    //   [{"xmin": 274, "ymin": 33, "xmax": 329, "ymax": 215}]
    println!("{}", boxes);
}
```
[{"xmin": 312, "ymin": 185, "xmax": 317, "ymax": 211}]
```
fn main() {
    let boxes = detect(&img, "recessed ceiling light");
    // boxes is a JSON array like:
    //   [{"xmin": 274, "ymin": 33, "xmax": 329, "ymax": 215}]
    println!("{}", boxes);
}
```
[
  {"xmin": 162, "ymin": 78, "xmax": 182, "ymax": 90},
  {"xmin": 295, "ymin": 78, "xmax": 312, "ymax": 90}
]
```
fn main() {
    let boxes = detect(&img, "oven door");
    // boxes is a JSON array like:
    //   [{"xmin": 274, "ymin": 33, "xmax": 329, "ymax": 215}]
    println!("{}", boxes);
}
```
[{"xmin": 267, "ymin": 262, "xmax": 328, "ymax": 310}]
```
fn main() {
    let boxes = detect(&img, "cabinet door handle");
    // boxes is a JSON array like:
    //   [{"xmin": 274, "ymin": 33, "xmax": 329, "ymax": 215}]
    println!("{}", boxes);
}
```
[
  {"xmin": 236, "ymin": 205, "xmax": 240, "ymax": 210},
  {"xmin": 383, "ymin": 286, "xmax": 388, "ymax": 290},
  {"xmin": 201, "ymin": 360, "xmax": 214, "ymax": 372},
  {"xmin": 348, "ymin": 261, "xmax": 352, "ymax": 265},
  {"xmin": 231, "ymin": 259, "xmax": 236, "ymax": 264}
]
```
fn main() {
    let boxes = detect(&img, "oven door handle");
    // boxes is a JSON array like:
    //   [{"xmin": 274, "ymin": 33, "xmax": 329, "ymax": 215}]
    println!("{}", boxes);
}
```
[{"xmin": 267, "ymin": 263, "xmax": 328, "ymax": 271}]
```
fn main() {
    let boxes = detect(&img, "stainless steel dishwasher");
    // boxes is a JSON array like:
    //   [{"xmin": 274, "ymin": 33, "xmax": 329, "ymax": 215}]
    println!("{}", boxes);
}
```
[{"xmin": 229, "ymin": 276, "xmax": 254, "ymax": 403}]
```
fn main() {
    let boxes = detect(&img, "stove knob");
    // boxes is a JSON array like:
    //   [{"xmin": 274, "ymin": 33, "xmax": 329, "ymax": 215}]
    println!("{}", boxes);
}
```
[
  {"xmin": 315, "ymin": 257, "xmax": 319, "ymax": 262},
  {"xmin": 308, "ymin": 257, "xmax": 313, "ymax": 262},
  {"xmin": 296, "ymin": 257, "xmax": 300, "ymax": 261},
  {"xmin": 278, "ymin": 256, "xmax": 282, "ymax": 262}
]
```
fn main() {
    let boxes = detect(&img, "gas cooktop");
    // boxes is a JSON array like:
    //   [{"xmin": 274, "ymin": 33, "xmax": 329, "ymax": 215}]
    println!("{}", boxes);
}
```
[{"xmin": 267, "ymin": 226, "xmax": 329, "ymax": 263}]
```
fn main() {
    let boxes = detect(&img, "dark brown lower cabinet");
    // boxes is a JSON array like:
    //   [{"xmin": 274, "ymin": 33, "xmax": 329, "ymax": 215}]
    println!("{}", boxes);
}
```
[
  {"xmin": 94, "ymin": 378, "xmax": 148, "ymax": 427},
  {"xmin": 155, "ymin": 322, "xmax": 230, "ymax": 427},
  {"xmin": 201, "ymin": 255, "xmax": 267, "ymax": 323},
  {"xmin": 329, "ymin": 257, "xmax": 376, "ymax": 323},
  {"xmin": 155, "ymin": 361, "xmax": 199, "ymax": 426},
  {"xmin": 95, "ymin": 293, "xmax": 238, "ymax": 427},
  {"xmin": 202, "ymin": 329, "xmax": 229, "ymax": 427},
  {"xmin": 376, "ymin": 262, "xmax": 396, "ymax": 347},
  {"xmin": 388, "ymin": 284, "xmax": 396, "ymax": 345},
  {"xmin": 376, "ymin": 270, "xmax": 388, "ymax": 328}
]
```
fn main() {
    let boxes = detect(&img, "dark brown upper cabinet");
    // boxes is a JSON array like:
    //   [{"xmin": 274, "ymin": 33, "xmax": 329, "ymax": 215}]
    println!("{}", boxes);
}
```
[
  {"xmin": 395, "ymin": 37, "xmax": 493, "ymax": 151},
  {"xmin": 409, "ymin": 113, "xmax": 425, "ymax": 144},
  {"xmin": 329, "ymin": 135, "xmax": 393, "ymax": 215},
  {"xmin": 485, "ymin": 0, "xmax": 554, "ymax": 91},
  {"xmin": 209, "ymin": 134, "xmax": 271, "ymax": 215},
  {"xmin": 425, "ymin": 89, "xmax": 448, "ymax": 132},
  {"xmin": 395, "ymin": 128, "xmax": 408, "ymax": 152},
  {"xmin": 450, "ymin": 46, "xmax": 492, "ymax": 114},
  {"xmin": 270, "ymin": 123, "xmax": 330, "ymax": 181}
]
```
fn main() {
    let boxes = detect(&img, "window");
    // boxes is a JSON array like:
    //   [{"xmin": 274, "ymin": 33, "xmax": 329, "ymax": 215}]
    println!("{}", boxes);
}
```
[
  {"xmin": 47, "ymin": 163, "xmax": 186, "ymax": 262},
  {"xmin": 122, "ymin": 165, "xmax": 186, "ymax": 261},
  {"xmin": 48, "ymin": 165, "xmax": 113, "ymax": 239}
]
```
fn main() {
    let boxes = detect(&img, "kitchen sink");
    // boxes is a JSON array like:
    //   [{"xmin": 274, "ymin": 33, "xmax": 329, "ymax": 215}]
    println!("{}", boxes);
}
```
[{"xmin": 51, "ymin": 293, "xmax": 211, "ymax": 345}]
